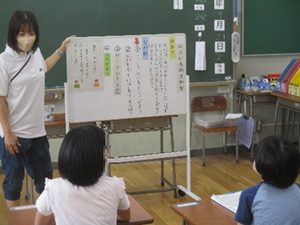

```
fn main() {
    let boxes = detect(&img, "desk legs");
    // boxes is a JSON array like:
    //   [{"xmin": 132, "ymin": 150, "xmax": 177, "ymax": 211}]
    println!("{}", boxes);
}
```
[
  {"xmin": 274, "ymin": 104, "xmax": 294, "ymax": 136},
  {"xmin": 273, "ymin": 100, "xmax": 279, "ymax": 135},
  {"xmin": 249, "ymin": 96, "xmax": 253, "ymax": 118},
  {"xmin": 290, "ymin": 112, "xmax": 300, "ymax": 150},
  {"xmin": 287, "ymin": 112, "xmax": 300, "ymax": 152},
  {"xmin": 286, "ymin": 111, "xmax": 291, "ymax": 138},
  {"xmin": 236, "ymin": 129, "xmax": 239, "ymax": 163},
  {"xmin": 249, "ymin": 96, "xmax": 256, "ymax": 160},
  {"xmin": 286, "ymin": 112, "xmax": 295, "ymax": 140},
  {"xmin": 181, "ymin": 220, "xmax": 191, "ymax": 225},
  {"xmin": 273, "ymin": 101, "xmax": 300, "ymax": 152},
  {"xmin": 238, "ymin": 92, "xmax": 242, "ymax": 113}
]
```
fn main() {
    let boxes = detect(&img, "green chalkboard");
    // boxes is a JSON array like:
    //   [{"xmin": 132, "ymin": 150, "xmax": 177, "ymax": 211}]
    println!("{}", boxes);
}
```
[
  {"xmin": 0, "ymin": 0, "xmax": 233, "ymax": 86},
  {"xmin": 243, "ymin": 0, "xmax": 300, "ymax": 56}
]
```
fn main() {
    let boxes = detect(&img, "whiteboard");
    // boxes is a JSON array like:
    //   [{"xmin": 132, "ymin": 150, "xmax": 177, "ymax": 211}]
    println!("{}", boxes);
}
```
[{"xmin": 66, "ymin": 34, "xmax": 187, "ymax": 123}]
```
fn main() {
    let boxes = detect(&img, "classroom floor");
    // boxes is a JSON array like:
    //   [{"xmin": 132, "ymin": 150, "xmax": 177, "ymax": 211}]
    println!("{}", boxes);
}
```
[{"xmin": 1, "ymin": 152, "xmax": 295, "ymax": 225}]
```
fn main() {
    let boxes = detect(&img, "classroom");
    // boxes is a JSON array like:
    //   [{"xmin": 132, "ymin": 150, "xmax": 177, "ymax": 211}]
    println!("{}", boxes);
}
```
[{"xmin": 1, "ymin": 0, "xmax": 300, "ymax": 224}]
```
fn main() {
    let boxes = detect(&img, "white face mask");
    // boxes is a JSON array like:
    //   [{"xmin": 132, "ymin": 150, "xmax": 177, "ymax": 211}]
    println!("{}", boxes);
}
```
[{"xmin": 17, "ymin": 36, "xmax": 36, "ymax": 52}]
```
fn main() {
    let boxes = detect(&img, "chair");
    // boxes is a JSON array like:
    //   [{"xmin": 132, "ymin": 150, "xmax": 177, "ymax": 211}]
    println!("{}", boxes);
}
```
[{"xmin": 191, "ymin": 96, "xmax": 238, "ymax": 166}]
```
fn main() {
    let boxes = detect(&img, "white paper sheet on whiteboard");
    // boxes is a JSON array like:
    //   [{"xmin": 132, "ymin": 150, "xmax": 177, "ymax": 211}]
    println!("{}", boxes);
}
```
[{"xmin": 195, "ymin": 41, "xmax": 206, "ymax": 71}]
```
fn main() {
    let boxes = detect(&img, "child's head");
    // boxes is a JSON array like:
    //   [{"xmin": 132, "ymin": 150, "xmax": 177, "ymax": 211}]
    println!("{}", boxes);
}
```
[
  {"xmin": 254, "ymin": 135, "xmax": 300, "ymax": 189},
  {"xmin": 7, "ymin": 10, "xmax": 39, "ymax": 53},
  {"xmin": 58, "ymin": 125, "xmax": 106, "ymax": 186}
]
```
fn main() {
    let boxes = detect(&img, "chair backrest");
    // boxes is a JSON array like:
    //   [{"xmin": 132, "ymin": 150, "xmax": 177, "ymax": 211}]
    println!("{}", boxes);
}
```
[{"xmin": 191, "ymin": 96, "xmax": 227, "ymax": 113}]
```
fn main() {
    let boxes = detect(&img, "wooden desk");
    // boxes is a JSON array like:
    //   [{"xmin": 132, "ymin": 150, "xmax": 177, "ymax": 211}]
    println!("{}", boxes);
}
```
[
  {"xmin": 235, "ymin": 89, "xmax": 276, "ymax": 118},
  {"xmin": 45, "ymin": 113, "xmax": 95, "ymax": 135},
  {"xmin": 44, "ymin": 113, "xmax": 66, "ymax": 139},
  {"xmin": 234, "ymin": 89, "xmax": 277, "ymax": 159},
  {"xmin": 45, "ymin": 113, "xmax": 93, "ymax": 139},
  {"xmin": 45, "ymin": 113, "xmax": 66, "ymax": 126},
  {"xmin": 7, "ymin": 195, "xmax": 153, "ymax": 225},
  {"xmin": 270, "ymin": 91, "xmax": 300, "ymax": 147},
  {"xmin": 171, "ymin": 200, "xmax": 235, "ymax": 225}
]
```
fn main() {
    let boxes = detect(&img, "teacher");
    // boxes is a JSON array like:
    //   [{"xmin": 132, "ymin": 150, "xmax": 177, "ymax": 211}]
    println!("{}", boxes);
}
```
[{"xmin": 0, "ymin": 10, "xmax": 74, "ymax": 207}]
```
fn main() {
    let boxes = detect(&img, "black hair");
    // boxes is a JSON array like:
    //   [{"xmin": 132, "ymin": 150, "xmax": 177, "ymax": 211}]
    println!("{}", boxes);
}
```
[
  {"xmin": 58, "ymin": 125, "xmax": 106, "ymax": 186},
  {"xmin": 7, "ymin": 10, "xmax": 39, "ymax": 53},
  {"xmin": 254, "ymin": 135, "xmax": 300, "ymax": 188}
]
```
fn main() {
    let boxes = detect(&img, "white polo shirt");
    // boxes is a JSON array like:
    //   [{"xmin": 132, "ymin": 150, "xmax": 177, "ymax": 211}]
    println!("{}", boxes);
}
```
[{"xmin": 0, "ymin": 45, "xmax": 47, "ymax": 138}]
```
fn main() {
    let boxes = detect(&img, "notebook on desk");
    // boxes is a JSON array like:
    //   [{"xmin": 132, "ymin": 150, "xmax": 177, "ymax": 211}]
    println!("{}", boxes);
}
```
[{"xmin": 210, "ymin": 191, "xmax": 241, "ymax": 213}]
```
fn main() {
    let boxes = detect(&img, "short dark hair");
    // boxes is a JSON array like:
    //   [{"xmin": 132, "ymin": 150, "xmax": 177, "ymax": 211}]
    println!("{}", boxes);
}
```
[
  {"xmin": 255, "ymin": 135, "xmax": 300, "ymax": 188},
  {"xmin": 58, "ymin": 125, "xmax": 106, "ymax": 186},
  {"xmin": 7, "ymin": 10, "xmax": 39, "ymax": 53}
]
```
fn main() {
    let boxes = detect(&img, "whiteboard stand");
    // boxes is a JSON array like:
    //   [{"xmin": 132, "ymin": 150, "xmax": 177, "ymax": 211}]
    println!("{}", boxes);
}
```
[
  {"xmin": 65, "ymin": 82, "xmax": 70, "ymax": 133},
  {"xmin": 104, "ymin": 116, "xmax": 181, "ymax": 198},
  {"xmin": 177, "ymin": 76, "xmax": 201, "ymax": 201}
]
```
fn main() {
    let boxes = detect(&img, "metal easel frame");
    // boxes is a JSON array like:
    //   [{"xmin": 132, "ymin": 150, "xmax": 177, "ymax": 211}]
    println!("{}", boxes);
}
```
[{"xmin": 103, "ymin": 116, "xmax": 179, "ymax": 198}]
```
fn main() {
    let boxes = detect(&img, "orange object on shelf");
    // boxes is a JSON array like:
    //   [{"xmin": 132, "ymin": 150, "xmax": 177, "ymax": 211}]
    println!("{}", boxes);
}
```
[{"xmin": 268, "ymin": 73, "xmax": 281, "ymax": 84}]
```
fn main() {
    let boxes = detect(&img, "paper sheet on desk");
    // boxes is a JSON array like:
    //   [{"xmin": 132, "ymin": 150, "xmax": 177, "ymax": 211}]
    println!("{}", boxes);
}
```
[
  {"xmin": 225, "ymin": 113, "xmax": 243, "ymax": 119},
  {"xmin": 237, "ymin": 115, "xmax": 255, "ymax": 149},
  {"xmin": 211, "ymin": 191, "xmax": 241, "ymax": 213}
]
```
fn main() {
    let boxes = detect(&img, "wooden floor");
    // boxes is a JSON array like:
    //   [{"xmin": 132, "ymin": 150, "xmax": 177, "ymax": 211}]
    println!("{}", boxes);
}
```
[{"xmin": 1, "ymin": 152, "xmax": 298, "ymax": 224}]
